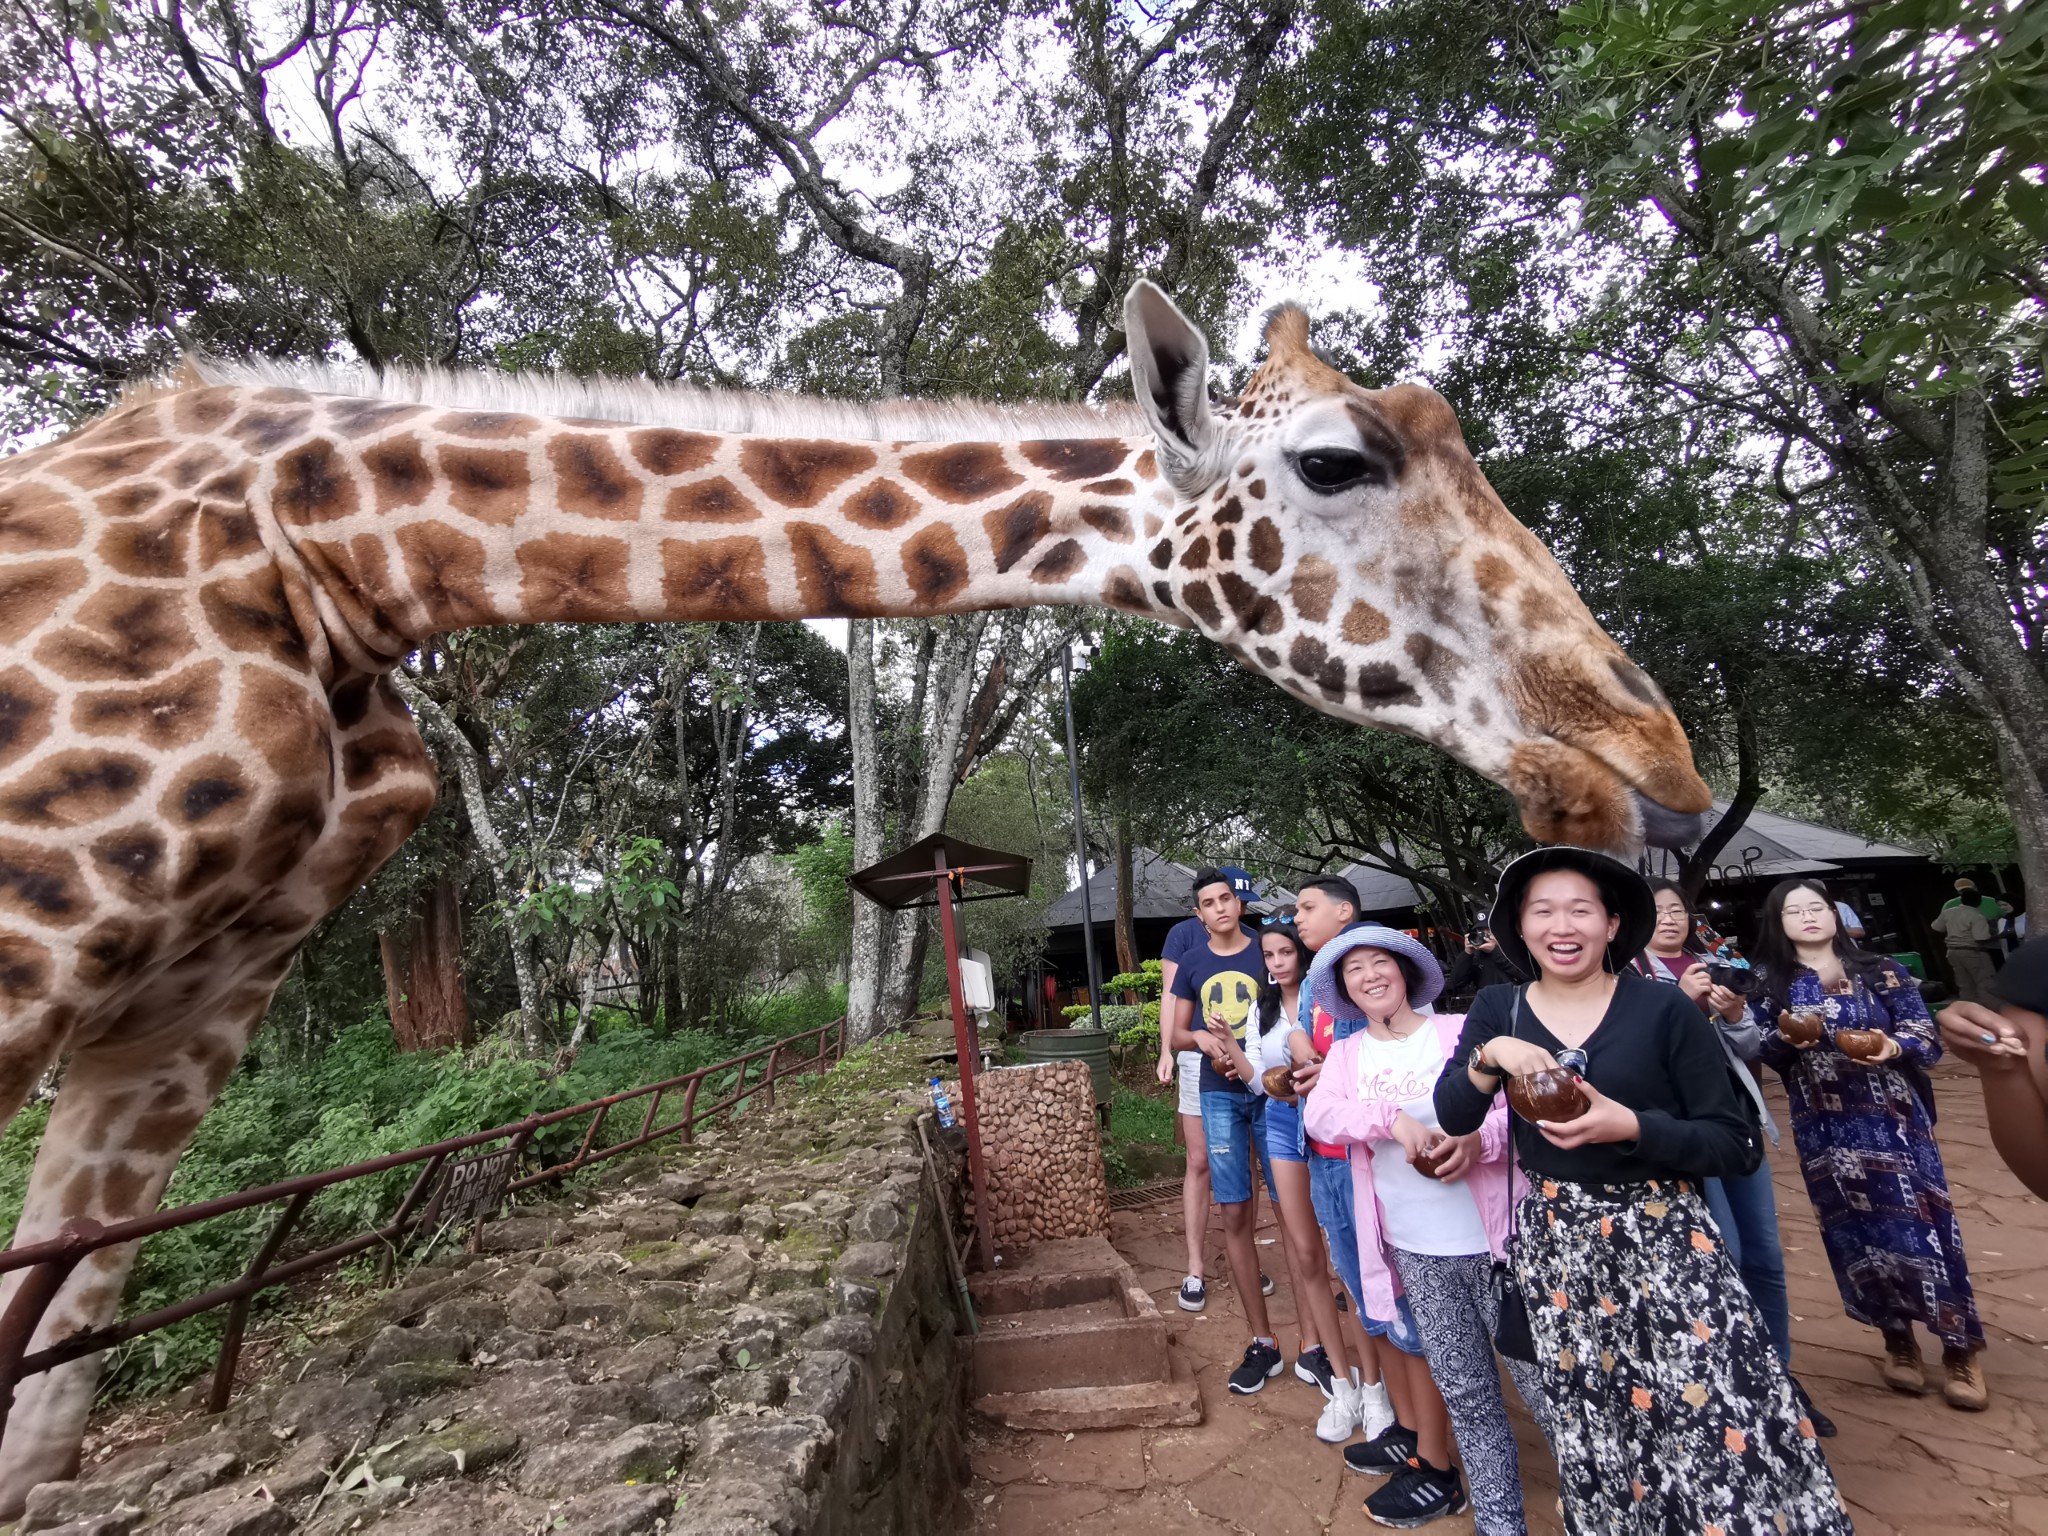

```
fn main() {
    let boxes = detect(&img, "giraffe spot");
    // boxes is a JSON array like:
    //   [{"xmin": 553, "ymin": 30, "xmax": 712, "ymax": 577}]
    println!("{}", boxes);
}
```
[
  {"xmin": 364, "ymin": 434, "xmax": 434, "ymax": 512},
  {"xmin": 74, "ymin": 917, "xmax": 163, "ymax": 986},
  {"xmin": 160, "ymin": 755, "xmax": 252, "ymax": 826},
  {"xmin": 516, "ymin": 532, "xmax": 633, "ymax": 621},
  {"xmin": 195, "ymin": 504, "xmax": 259, "ymax": 571},
  {"xmin": 439, "ymin": 444, "xmax": 531, "ymax": 525},
  {"xmin": 1341, "ymin": 600, "xmax": 1392, "ymax": 647},
  {"xmin": 1291, "ymin": 554, "xmax": 1337, "ymax": 621},
  {"xmin": 1082, "ymin": 478, "xmax": 1135, "ymax": 497},
  {"xmin": 35, "ymin": 583, "xmax": 196, "ymax": 680},
  {"xmin": 1247, "ymin": 479, "xmax": 1266, "ymax": 499},
  {"xmin": 0, "ymin": 667, "xmax": 56, "ymax": 771},
  {"xmin": 1175, "ymin": 507, "xmax": 1199, "ymax": 528},
  {"xmin": 1143, "ymin": 514, "xmax": 1163, "ymax": 538},
  {"xmin": 162, "ymin": 445, "xmax": 226, "ymax": 491},
  {"xmin": 246, "ymin": 790, "xmax": 332, "ymax": 885},
  {"xmin": 172, "ymin": 388, "xmax": 238, "ymax": 435},
  {"xmin": 1255, "ymin": 646, "xmax": 1280, "ymax": 669},
  {"xmin": 1356, "ymin": 661, "xmax": 1422, "ymax": 710},
  {"xmin": 97, "ymin": 499, "xmax": 199, "ymax": 578},
  {"xmin": 272, "ymin": 438, "xmax": 359, "ymax": 525},
  {"xmin": 1217, "ymin": 572, "xmax": 1284, "ymax": 635},
  {"xmin": 299, "ymin": 538, "xmax": 404, "ymax": 648},
  {"xmin": 90, "ymin": 824, "xmax": 166, "ymax": 899},
  {"xmin": 1405, "ymin": 631, "xmax": 1466, "ymax": 701},
  {"xmin": 1030, "ymin": 539, "xmax": 1087, "ymax": 584},
  {"xmin": 1249, "ymin": 518, "xmax": 1286, "ymax": 577},
  {"xmin": 0, "ymin": 478, "xmax": 83, "ymax": 553},
  {"xmin": 1147, "ymin": 539, "xmax": 1173, "ymax": 571},
  {"xmin": 902, "ymin": 525, "xmax": 970, "ymax": 606},
  {"xmin": 0, "ymin": 750, "xmax": 148, "ymax": 829},
  {"xmin": 550, "ymin": 435, "xmax": 643, "ymax": 520},
  {"xmin": 227, "ymin": 410, "xmax": 312, "ymax": 454},
  {"xmin": 341, "ymin": 728, "xmax": 427, "ymax": 791},
  {"xmin": 0, "ymin": 838, "xmax": 87, "ymax": 926},
  {"xmin": 1474, "ymin": 551, "xmax": 1516, "ymax": 600},
  {"xmin": 0, "ymin": 934, "xmax": 50, "ymax": 999},
  {"xmin": 742, "ymin": 440, "xmax": 876, "ymax": 509},
  {"xmin": 330, "ymin": 675, "xmax": 376, "ymax": 730},
  {"xmin": 1290, "ymin": 635, "xmax": 1327, "ymax": 677},
  {"xmin": 1214, "ymin": 496, "xmax": 1245, "ymax": 526},
  {"xmin": 327, "ymin": 398, "xmax": 427, "ymax": 436},
  {"xmin": 902, "ymin": 443, "xmax": 1022, "ymax": 505},
  {"xmin": 1152, "ymin": 580, "xmax": 1177, "ymax": 610},
  {"xmin": 395, "ymin": 522, "xmax": 502, "ymax": 629},
  {"xmin": 629, "ymin": 429, "xmax": 720, "ymax": 477},
  {"xmin": 1179, "ymin": 536, "xmax": 1211, "ymax": 571},
  {"xmin": 1079, "ymin": 504, "xmax": 1132, "ymax": 543},
  {"xmin": 306, "ymin": 780, "xmax": 432, "ymax": 896},
  {"xmin": 53, "ymin": 439, "xmax": 172, "ymax": 488},
  {"xmin": 1236, "ymin": 459, "xmax": 1256, "ymax": 477},
  {"xmin": 789, "ymin": 523, "xmax": 881, "ymax": 616},
  {"xmin": 200, "ymin": 463, "xmax": 255, "ymax": 503},
  {"xmin": 199, "ymin": 568, "xmax": 309, "ymax": 670},
  {"xmin": 842, "ymin": 480, "xmax": 920, "ymax": 530},
  {"xmin": 1314, "ymin": 655, "xmax": 1349, "ymax": 701},
  {"xmin": 0, "ymin": 560, "xmax": 90, "ymax": 644},
  {"xmin": 1215, "ymin": 528, "xmax": 1236, "ymax": 563},
  {"xmin": 1102, "ymin": 567, "xmax": 1149, "ymax": 612},
  {"xmin": 664, "ymin": 476, "xmax": 760, "ymax": 523},
  {"xmin": 660, "ymin": 537, "xmax": 771, "ymax": 620},
  {"xmin": 1470, "ymin": 698, "xmax": 1490, "ymax": 725},
  {"xmin": 1134, "ymin": 450, "xmax": 1159, "ymax": 481},
  {"xmin": 1181, "ymin": 580, "xmax": 1221, "ymax": 628},
  {"xmin": 436, "ymin": 411, "xmax": 539, "ymax": 439},
  {"xmin": 984, "ymin": 492, "xmax": 1053, "ymax": 574},
  {"xmin": 1019, "ymin": 439, "xmax": 1126, "ymax": 480},
  {"xmin": 172, "ymin": 836, "xmax": 239, "ymax": 899},
  {"xmin": 235, "ymin": 667, "xmax": 330, "ymax": 780}
]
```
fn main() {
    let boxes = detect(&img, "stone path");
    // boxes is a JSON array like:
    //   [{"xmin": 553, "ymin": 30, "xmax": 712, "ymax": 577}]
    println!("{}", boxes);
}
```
[{"xmin": 965, "ymin": 1061, "xmax": 2048, "ymax": 1534}]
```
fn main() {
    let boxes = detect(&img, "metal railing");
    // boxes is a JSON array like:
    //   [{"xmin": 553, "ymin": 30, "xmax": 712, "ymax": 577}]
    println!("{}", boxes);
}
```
[{"xmin": 0, "ymin": 1018, "xmax": 846, "ymax": 1444}]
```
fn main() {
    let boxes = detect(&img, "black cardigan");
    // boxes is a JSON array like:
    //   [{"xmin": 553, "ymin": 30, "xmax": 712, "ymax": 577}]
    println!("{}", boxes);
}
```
[{"xmin": 1435, "ymin": 974, "xmax": 1755, "ymax": 1183}]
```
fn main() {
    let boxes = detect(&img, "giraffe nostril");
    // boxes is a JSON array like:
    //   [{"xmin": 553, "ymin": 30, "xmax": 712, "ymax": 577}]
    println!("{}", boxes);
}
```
[{"xmin": 1609, "ymin": 656, "xmax": 1669, "ymax": 710}]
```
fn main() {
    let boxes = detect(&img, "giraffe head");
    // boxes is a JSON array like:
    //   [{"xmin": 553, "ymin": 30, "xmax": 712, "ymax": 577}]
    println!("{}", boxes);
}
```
[{"xmin": 1123, "ymin": 281, "xmax": 1710, "ymax": 853}]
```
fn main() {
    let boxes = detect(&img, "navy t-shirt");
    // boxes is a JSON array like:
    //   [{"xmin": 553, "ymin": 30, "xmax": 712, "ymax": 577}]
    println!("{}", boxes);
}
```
[{"xmin": 1172, "ymin": 936, "xmax": 1265, "ymax": 1095}]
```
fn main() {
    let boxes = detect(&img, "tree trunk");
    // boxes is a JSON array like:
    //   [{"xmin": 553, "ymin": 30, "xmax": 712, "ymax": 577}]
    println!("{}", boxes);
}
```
[
  {"xmin": 379, "ymin": 879, "xmax": 470, "ymax": 1051},
  {"xmin": 1112, "ymin": 807, "xmax": 1138, "ymax": 984},
  {"xmin": 1679, "ymin": 683, "xmax": 1761, "ymax": 903},
  {"xmin": 846, "ymin": 619, "xmax": 890, "ymax": 1041}
]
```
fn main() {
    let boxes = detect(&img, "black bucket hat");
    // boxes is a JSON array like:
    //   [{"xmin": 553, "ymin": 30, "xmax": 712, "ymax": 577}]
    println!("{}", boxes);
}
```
[{"xmin": 1491, "ymin": 845, "xmax": 1657, "ymax": 978}]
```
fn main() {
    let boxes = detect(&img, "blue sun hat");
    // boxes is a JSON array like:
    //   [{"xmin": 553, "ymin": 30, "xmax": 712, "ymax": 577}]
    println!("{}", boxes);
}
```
[{"xmin": 1308, "ymin": 924, "xmax": 1445, "ymax": 1021}]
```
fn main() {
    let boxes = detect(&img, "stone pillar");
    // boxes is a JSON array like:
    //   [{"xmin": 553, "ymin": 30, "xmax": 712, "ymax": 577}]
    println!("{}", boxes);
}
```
[{"xmin": 968, "ymin": 1062, "xmax": 1110, "ymax": 1251}]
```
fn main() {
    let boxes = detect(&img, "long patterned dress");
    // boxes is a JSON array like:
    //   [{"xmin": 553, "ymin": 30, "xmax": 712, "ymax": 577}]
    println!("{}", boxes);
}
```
[{"xmin": 1753, "ymin": 960, "xmax": 1983, "ymax": 1352}]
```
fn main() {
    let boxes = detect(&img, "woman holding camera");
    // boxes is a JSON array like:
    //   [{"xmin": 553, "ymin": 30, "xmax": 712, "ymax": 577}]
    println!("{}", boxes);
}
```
[
  {"xmin": 1749, "ymin": 878, "xmax": 1989, "ymax": 1411},
  {"xmin": 1439, "ymin": 848, "xmax": 1847, "ymax": 1535}
]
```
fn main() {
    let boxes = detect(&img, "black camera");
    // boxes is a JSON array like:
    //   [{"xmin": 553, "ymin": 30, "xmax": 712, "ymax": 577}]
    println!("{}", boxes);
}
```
[{"xmin": 1706, "ymin": 961, "xmax": 1755, "ymax": 996}]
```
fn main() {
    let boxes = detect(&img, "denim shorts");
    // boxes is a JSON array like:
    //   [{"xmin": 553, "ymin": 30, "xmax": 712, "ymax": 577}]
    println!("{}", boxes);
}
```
[
  {"xmin": 1199, "ymin": 1090, "xmax": 1263, "ymax": 1205},
  {"xmin": 1262, "ymin": 1096, "xmax": 1308, "ymax": 1165},
  {"xmin": 1307, "ymin": 1149, "xmax": 1423, "ymax": 1355}
]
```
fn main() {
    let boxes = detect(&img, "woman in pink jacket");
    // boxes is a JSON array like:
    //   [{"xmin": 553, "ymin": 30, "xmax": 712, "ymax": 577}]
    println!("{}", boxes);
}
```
[{"xmin": 1303, "ymin": 925, "xmax": 1549, "ymax": 1534}]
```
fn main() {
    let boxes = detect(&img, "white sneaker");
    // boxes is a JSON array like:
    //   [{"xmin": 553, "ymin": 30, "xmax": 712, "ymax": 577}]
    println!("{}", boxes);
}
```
[
  {"xmin": 1355, "ymin": 1378, "xmax": 1396, "ymax": 1441},
  {"xmin": 1316, "ymin": 1380, "xmax": 1362, "ymax": 1443}
]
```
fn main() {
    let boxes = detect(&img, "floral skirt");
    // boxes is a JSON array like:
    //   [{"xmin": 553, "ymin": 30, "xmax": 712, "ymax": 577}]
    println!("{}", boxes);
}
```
[{"xmin": 1516, "ymin": 1177, "xmax": 1852, "ymax": 1535}]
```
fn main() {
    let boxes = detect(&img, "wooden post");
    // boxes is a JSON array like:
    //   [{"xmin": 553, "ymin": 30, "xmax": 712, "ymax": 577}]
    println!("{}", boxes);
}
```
[{"xmin": 933, "ymin": 845, "xmax": 996, "ymax": 1269}]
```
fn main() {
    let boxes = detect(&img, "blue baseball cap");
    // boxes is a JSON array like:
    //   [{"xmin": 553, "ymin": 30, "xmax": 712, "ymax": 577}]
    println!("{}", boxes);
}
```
[{"xmin": 1192, "ymin": 865, "xmax": 1259, "ymax": 903}]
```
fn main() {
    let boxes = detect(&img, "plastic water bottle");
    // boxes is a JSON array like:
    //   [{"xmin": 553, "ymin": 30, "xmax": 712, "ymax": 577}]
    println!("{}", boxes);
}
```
[{"xmin": 930, "ymin": 1077, "xmax": 956, "ymax": 1129}]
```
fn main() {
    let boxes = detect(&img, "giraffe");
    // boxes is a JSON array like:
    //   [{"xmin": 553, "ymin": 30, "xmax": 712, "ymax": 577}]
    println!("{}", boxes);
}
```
[{"xmin": 0, "ymin": 280, "xmax": 1709, "ymax": 1506}]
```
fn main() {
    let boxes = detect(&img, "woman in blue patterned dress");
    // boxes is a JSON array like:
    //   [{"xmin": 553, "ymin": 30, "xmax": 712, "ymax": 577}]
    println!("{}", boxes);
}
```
[{"xmin": 1749, "ymin": 878, "xmax": 1989, "ymax": 1411}]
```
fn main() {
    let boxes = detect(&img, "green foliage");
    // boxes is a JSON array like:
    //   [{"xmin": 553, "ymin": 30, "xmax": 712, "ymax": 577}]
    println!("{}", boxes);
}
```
[{"xmin": 1106, "ymin": 960, "xmax": 1164, "ymax": 1000}]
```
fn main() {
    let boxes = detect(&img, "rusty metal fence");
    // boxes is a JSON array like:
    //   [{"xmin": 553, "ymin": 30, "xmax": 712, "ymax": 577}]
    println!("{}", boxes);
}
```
[{"xmin": 0, "ymin": 1018, "xmax": 846, "ymax": 1444}]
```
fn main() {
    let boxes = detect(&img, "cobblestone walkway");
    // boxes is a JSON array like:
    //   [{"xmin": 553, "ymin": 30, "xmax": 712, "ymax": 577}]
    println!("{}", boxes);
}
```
[{"xmin": 966, "ymin": 1062, "xmax": 2048, "ymax": 1534}]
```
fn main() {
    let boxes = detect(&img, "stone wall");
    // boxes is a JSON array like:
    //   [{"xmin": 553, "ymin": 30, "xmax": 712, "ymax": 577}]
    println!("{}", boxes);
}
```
[
  {"xmin": 29, "ymin": 1038, "xmax": 971, "ymax": 1536},
  {"xmin": 971, "ymin": 1062, "xmax": 1110, "ymax": 1251}
]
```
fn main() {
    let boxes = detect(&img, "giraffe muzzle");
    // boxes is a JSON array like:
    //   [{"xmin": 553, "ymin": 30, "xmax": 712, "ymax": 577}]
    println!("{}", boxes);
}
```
[{"xmin": 1634, "ymin": 792, "xmax": 1706, "ymax": 852}]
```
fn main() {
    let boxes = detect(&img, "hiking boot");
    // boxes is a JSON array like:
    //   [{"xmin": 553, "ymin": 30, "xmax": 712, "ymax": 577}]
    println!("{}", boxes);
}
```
[
  {"xmin": 1943, "ymin": 1348, "xmax": 1990, "ymax": 1411},
  {"xmin": 1295, "ymin": 1343, "xmax": 1336, "ymax": 1398},
  {"xmin": 1365, "ymin": 1457, "xmax": 1466, "ymax": 1527},
  {"xmin": 1791, "ymin": 1375, "xmax": 1836, "ymax": 1438},
  {"xmin": 1316, "ymin": 1379, "xmax": 1362, "ymax": 1444},
  {"xmin": 1880, "ymin": 1329, "xmax": 1926, "ymax": 1394},
  {"xmin": 1343, "ymin": 1421, "xmax": 1418, "ymax": 1476},
  {"xmin": 1177, "ymin": 1275, "xmax": 1207, "ymax": 1313},
  {"xmin": 1227, "ymin": 1339, "xmax": 1284, "ymax": 1395}
]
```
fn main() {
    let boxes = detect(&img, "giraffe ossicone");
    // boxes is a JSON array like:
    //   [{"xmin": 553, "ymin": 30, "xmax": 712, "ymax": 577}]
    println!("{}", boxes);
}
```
[{"xmin": 0, "ymin": 280, "xmax": 1707, "ymax": 1508}]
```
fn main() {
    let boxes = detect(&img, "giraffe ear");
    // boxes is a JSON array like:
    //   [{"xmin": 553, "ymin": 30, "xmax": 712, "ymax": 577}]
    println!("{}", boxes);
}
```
[{"xmin": 1123, "ymin": 281, "xmax": 1217, "ymax": 486}]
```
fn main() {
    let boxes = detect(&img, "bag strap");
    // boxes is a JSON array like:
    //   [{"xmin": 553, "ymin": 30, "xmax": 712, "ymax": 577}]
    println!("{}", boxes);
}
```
[{"xmin": 1502, "ymin": 986, "xmax": 1525, "ymax": 1247}]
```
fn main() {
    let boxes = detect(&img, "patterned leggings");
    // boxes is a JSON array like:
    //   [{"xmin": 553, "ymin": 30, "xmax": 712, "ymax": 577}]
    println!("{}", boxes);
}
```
[{"xmin": 1392, "ymin": 1249, "xmax": 1550, "ymax": 1536}]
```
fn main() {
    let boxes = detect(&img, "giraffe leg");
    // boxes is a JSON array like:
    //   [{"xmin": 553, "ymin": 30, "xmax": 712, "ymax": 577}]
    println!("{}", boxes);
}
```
[
  {"xmin": 0, "ymin": 1002, "xmax": 80, "ymax": 1147},
  {"xmin": 0, "ymin": 990, "xmax": 269, "ymax": 1516}
]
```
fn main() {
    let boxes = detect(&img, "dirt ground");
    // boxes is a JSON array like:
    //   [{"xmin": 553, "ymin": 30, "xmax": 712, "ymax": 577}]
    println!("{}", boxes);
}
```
[{"xmin": 962, "ymin": 1062, "xmax": 2048, "ymax": 1534}]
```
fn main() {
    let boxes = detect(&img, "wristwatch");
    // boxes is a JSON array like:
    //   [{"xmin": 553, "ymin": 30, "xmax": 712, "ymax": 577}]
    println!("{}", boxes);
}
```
[{"xmin": 1467, "ymin": 1044, "xmax": 1503, "ymax": 1080}]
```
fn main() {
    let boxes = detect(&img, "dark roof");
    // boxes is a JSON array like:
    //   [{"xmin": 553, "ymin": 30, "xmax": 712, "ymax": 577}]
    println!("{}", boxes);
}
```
[
  {"xmin": 1643, "ymin": 800, "xmax": 1924, "ymax": 883},
  {"xmin": 1042, "ymin": 850, "xmax": 1297, "ymax": 929},
  {"xmin": 849, "ymin": 832, "xmax": 1032, "ymax": 910},
  {"xmin": 1332, "ymin": 861, "xmax": 1427, "ymax": 914}
]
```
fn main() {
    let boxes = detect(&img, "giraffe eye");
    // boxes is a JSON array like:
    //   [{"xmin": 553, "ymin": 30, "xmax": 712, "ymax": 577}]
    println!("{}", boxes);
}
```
[{"xmin": 1292, "ymin": 448, "xmax": 1385, "ymax": 493}]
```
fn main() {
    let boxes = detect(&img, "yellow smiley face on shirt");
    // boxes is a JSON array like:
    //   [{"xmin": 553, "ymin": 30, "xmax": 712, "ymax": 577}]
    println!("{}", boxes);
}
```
[{"xmin": 1202, "ymin": 971, "xmax": 1260, "ymax": 1041}]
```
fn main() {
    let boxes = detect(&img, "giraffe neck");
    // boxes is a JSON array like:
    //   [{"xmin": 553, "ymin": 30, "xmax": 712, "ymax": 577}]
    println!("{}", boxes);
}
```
[{"xmin": 222, "ymin": 389, "xmax": 1176, "ymax": 671}]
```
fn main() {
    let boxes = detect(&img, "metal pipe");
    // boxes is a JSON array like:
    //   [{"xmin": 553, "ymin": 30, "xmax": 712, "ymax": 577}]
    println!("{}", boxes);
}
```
[
  {"xmin": 1058, "ymin": 642, "xmax": 1103, "ymax": 1031},
  {"xmin": 934, "ymin": 845, "xmax": 996, "ymax": 1271},
  {"xmin": 208, "ymin": 1190, "xmax": 311, "ymax": 1413}
]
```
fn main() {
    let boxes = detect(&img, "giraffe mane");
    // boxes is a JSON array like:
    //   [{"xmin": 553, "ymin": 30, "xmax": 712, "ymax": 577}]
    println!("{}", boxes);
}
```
[{"xmin": 182, "ymin": 356, "xmax": 1149, "ymax": 443}]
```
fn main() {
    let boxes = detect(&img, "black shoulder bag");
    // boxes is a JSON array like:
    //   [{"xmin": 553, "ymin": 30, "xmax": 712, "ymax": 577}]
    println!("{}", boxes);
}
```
[{"xmin": 1489, "ymin": 987, "xmax": 1537, "ymax": 1363}]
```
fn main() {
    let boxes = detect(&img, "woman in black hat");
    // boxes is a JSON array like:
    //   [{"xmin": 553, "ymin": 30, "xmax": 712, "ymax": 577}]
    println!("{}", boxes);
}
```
[{"xmin": 1435, "ymin": 846, "xmax": 1849, "ymax": 1535}]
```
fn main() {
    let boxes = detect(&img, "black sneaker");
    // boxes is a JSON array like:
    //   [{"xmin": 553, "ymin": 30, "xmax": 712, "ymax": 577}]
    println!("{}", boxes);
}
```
[
  {"xmin": 1261, "ymin": 1270, "xmax": 1275, "ymax": 1296},
  {"xmin": 1177, "ymin": 1276, "xmax": 1206, "ymax": 1313},
  {"xmin": 1294, "ymin": 1343, "xmax": 1336, "ymax": 1399},
  {"xmin": 1792, "ymin": 1375, "xmax": 1838, "ymax": 1438},
  {"xmin": 1365, "ymin": 1458, "xmax": 1466, "ymax": 1527},
  {"xmin": 1344, "ymin": 1422, "xmax": 1418, "ymax": 1476},
  {"xmin": 1227, "ymin": 1339, "xmax": 1285, "ymax": 1395}
]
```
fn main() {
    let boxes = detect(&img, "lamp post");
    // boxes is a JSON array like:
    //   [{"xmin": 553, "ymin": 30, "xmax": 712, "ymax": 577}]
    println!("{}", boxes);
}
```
[{"xmin": 1058, "ymin": 641, "xmax": 1104, "ymax": 1032}]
